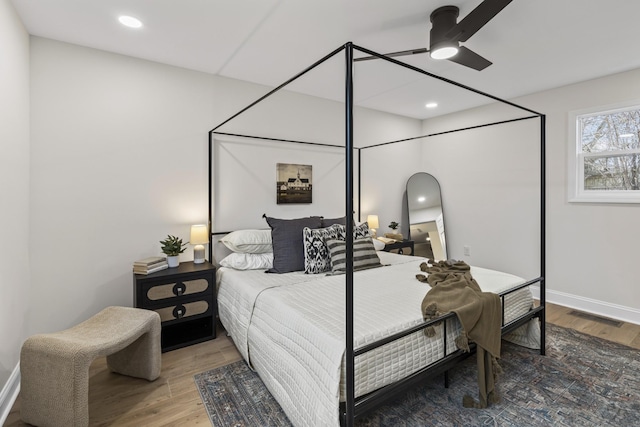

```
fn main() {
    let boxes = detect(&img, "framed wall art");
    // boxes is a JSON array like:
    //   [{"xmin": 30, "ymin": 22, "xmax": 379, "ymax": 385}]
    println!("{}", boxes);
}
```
[{"xmin": 276, "ymin": 163, "xmax": 312, "ymax": 204}]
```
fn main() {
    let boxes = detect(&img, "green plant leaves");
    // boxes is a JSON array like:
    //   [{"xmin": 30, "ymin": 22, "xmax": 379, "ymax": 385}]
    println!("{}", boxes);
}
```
[{"xmin": 159, "ymin": 234, "xmax": 186, "ymax": 256}]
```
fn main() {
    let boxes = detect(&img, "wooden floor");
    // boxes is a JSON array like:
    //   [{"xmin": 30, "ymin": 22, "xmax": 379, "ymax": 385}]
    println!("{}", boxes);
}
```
[{"xmin": 5, "ymin": 302, "xmax": 640, "ymax": 426}]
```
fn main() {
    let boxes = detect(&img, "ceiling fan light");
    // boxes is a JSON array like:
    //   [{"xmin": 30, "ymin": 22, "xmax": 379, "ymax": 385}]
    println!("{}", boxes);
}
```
[{"xmin": 430, "ymin": 45, "xmax": 458, "ymax": 60}]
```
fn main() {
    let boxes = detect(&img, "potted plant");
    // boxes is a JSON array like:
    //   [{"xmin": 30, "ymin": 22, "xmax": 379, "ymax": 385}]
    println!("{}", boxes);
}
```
[
  {"xmin": 160, "ymin": 235, "xmax": 186, "ymax": 268},
  {"xmin": 386, "ymin": 221, "xmax": 403, "ymax": 240}
]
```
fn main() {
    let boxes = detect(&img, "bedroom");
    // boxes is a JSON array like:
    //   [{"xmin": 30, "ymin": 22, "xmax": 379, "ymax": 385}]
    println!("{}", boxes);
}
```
[{"xmin": 2, "ymin": 0, "xmax": 639, "ymax": 425}]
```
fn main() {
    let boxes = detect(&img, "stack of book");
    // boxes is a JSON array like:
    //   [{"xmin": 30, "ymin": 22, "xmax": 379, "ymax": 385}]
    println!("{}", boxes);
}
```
[
  {"xmin": 133, "ymin": 256, "xmax": 168, "ymax": 275},
  {"xmin": 384, "ymin": 232, "xmax": 404, "ymax": 241}
]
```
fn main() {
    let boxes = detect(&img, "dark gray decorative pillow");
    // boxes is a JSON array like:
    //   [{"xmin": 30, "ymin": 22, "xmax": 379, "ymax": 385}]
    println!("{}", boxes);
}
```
[
  {"xmin": 326, "ymin": 236, "xmax": 382, "ymax": 274},
  {"xmin": 265, "ymin": 216, "xmax": 322, "ymax": 274},
  {"xmin": 321, "ymin": 216, "xmax": 347, "ymax": 228},
  {"xmin": 303, "ymin": 224, "xmax": 343, "ymax": 274}
]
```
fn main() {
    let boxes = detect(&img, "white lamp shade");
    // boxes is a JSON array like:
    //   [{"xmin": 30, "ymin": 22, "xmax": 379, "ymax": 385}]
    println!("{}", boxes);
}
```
[
  {"xmin": 190, "ymin": 224, "xmax": 209, "ymax": 245},
  {"xmin": 191, "ymin": 224, "xmax": 208, "ymax": 264},
  {"xmin": 366, "ymin": 215, "xmax": 379, "ymax": 229}
]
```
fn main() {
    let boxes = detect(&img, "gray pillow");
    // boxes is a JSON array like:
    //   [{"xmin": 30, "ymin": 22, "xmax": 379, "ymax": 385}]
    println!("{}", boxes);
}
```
[
  {"xmin": 325, "ymin": 236, "xmax": 382, "ymax": 273},
  {"xmin": 321, "ymin": 216, "xmax": 347, "ymax": 228},
  {"xmin": 265, "ymin": 216, "xmax": 322, "ymax": 273}
]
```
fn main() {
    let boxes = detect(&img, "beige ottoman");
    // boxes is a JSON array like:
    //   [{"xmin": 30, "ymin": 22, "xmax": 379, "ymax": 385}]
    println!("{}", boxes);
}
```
[{"xmin": 20, "ymin": 306, "xmax": 161, "ymax": 427}]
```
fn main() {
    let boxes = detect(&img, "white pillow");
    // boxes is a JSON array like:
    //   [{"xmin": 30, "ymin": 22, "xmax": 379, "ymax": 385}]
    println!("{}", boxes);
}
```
[
  {"xmin": 219, "ymin": 252, "xmax": 273, "ymax": 270},
  {"xmin": 220, "ymin": 229, "xmax": 272, "ymax": 254},
  {"xmin": 372, "ymin": 238, "xmax": 385, "ymax": 251}
]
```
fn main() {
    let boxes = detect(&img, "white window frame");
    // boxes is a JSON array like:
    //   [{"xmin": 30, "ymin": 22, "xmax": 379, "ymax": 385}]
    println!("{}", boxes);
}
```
[{"xmin": 568, "ymin": 100, "xmax": 640, "ymax": 203}]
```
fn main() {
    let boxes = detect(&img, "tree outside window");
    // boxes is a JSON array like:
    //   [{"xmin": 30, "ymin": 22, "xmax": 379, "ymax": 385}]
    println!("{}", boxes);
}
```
[
  {"xmin": 570, "ymin": 103, "xmax": 640, "ymax": 203},
  {"xmin": 580, "ymin": 109, "xmax": 640, "ymax": 191}
]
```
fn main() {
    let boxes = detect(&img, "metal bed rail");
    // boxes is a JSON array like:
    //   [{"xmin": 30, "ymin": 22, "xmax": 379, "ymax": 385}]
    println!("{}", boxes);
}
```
[{"xmin": 341, "ymin": 276, "xmax": 545, "ymax": 423}]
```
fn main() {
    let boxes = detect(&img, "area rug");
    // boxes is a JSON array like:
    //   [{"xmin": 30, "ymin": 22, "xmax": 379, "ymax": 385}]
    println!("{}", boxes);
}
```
[{"xmin": 194, "ymin": 324, "xmax": 640, "ymax": 426}]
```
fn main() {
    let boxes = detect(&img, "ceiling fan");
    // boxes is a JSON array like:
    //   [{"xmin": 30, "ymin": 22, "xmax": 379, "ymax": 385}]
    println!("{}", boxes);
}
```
[{"xmin": 356, "ymin": 0, "xmax": 513, "ymax": 71}]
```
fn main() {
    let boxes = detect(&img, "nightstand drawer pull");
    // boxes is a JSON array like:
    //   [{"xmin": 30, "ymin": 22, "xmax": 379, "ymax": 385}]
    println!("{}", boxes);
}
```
[
  {"xmin": 173, "ymin": 305, "xmax": 185, "ymax": 319},
  {"xmin": 147, "ymin": 279, "xmax": 209, "ymax": 301},
  {"xmin": 155, "ymin": 301, "xmax": 210, "ymax": 322}
]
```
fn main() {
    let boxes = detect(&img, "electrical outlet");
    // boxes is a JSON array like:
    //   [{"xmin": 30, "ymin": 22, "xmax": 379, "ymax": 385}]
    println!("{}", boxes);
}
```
[{"xmin": 463, "ymin": 245, "xmax": 470, "ymax": 256}]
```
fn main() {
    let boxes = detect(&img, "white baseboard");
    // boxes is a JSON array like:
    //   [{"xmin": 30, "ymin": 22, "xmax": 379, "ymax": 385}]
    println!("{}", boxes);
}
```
[
  {"xmin": 530, "ymin": 285, "xmax": 640, "ymax": 325},
  {"xmin": 0, "ymin": 363, "xmax": 20, "ymax": 426}
]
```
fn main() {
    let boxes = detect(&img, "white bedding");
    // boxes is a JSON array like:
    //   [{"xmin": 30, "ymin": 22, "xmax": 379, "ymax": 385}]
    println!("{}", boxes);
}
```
[{"xmin": 217, "ymin": 252, "xmax": 539, "ymax": 427}]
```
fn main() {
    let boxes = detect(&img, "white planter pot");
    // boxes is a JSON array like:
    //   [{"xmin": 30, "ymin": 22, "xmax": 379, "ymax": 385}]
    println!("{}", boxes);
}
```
[{"xmin": 167, "ymin": 255, "xmax": 179, "ymax": 268}]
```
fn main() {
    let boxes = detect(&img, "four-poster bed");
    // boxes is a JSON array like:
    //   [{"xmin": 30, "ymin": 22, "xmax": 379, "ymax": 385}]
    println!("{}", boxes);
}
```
[{"xmin": 207, "ymin": 42, "xmax": 546, "ymax": 426}]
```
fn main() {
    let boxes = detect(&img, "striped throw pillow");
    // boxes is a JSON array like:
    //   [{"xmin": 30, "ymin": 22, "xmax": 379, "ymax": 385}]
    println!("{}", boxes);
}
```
[{"xmin": 326, "ymin": 237, "xmax": 381, "ymax": 273}]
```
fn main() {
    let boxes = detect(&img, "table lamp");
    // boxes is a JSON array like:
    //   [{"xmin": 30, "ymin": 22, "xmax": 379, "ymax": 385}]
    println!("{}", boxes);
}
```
[
  {"xmin": 190, "ymin": 224, "xmax": 209, "ymax": 264},
  {"xmin": 367, "ymin": 214, "xmax": 379, "ymax": 238}
]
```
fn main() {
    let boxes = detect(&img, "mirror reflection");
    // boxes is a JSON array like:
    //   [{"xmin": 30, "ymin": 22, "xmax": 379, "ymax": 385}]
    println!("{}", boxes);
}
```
[{"xmin": 406, "ymin": 172, "xmax": 447, "ymax": 260}]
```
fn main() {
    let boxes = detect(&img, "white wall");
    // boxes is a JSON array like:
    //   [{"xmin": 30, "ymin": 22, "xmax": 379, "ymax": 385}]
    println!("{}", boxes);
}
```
[
  {"xmin": 360, "ymin": 141, "xmax": 423, "ymax": 237},
  {"xmin": 213, "ymin": 135, "xmax": 349, "ymax": 234},
  {"xmin": 212, "ymin": 91, "xmax": 422, "ymax": 235},
  {"xmin": 419, "ymin": 114, "xmax": 541, "ymax": 280},
  {"xmin": 29, "ymin": 37, "xmax": 216, "ymax": 334},
  {"xmin": 0, "ymin": 0, "xmax": 30, "ymax": 400},
  {"xmin": 422, "ymin": 70, "xmax": 640, "ymax": 323},
  {"xmin": 28, "ymin": 37, "xmax": 421, "ymax": 338}
]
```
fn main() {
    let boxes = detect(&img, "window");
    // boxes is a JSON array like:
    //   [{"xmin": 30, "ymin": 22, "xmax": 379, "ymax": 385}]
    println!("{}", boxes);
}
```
[{"xmin": 569, "ymin": 102, "xmax": 640, "ymax": 203}]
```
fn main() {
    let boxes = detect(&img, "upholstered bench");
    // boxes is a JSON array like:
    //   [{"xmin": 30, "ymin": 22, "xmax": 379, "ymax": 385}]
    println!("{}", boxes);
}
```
[{"xmin": 20, "ymin": 306, "xmax": 161, "ymax": 427}]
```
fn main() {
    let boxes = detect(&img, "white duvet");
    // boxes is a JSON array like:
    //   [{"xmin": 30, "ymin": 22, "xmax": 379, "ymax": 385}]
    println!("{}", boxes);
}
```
[{"xmin": 217, "ymin": 252, "xmax": 539, "ymax": 427}]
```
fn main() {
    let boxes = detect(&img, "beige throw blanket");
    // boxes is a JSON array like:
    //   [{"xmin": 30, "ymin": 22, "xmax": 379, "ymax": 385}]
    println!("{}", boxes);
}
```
[{"xmin": 417, "ymin": 260, "xmax": 502, "ymax": 408}]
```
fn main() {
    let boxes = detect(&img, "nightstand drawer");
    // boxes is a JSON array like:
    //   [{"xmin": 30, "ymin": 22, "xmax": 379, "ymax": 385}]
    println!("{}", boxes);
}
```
[
  {"xmin": 154, "ymin": 299, "xmax": 212, "ymax": 322},
  {"xmin": 145, "ymin": 278, "xmax": 210, "ymax": 303}
]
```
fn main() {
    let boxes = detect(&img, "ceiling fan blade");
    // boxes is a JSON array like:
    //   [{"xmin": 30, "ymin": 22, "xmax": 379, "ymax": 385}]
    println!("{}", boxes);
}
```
[
  {"xmin": 354, "ymin": 47, "xmax": 428, "ymax": 62},
  {"xmin": 447, "ymin": 46, "xmax": 492, "ymax": 70},
  {"xmin": 445, "ymin": 0, "xmax": 513, "ymax": 42}
]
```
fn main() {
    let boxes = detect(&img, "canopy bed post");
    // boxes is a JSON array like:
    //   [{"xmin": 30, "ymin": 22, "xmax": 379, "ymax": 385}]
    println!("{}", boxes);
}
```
[
  {"xmin": 540, "ymin": 114, "xmax": 546, "ymax": 356},
  {"xmin": 208, "ymin": 130, "xmax": 213, "ymax": 261},
  {"xmin": 357, "ymin": 148, "xmax": 361, "ymax": 222},
  {"xmin": 344, "ymin": 41, "xmax": 356, "ymax": 427}
]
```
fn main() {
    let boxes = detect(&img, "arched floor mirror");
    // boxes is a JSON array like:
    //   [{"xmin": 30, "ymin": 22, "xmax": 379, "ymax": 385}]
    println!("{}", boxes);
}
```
[{"xmin": 406, "ymin": 172, "xmax": 447, "ymax": 260}]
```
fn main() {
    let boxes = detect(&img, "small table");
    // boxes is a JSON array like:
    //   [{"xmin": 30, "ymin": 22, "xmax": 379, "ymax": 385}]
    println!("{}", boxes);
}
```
[
  {"xmin": 381, "ymin": 239, "xmax": 415, "ymax": 255},
  {"xmin": 134, "ymin": 261, "xmax": 216, "ymax": 352}
]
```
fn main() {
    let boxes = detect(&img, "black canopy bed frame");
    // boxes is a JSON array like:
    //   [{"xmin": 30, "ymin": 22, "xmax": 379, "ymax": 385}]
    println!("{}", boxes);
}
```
[{"xmin": 207, "ymin": 42, "xmax": 546, "ymax": 427}]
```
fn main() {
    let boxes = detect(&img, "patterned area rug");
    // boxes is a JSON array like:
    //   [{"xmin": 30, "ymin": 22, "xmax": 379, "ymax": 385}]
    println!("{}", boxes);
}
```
[{"xmin": 194, "ymin": 324, "xmax": 640, "ymax": 426}]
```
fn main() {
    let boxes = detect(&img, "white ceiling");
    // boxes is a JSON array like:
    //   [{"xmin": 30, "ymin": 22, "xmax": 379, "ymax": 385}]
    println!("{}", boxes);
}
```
[{"xmin": 12, "ymin": 0, "xmax": 640, "ymax": 120}]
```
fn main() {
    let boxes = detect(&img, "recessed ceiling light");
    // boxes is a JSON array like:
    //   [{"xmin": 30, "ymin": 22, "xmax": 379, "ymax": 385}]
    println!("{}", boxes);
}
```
[
  {"xmin": 417, "ymin": 196, "xmax": 426, "ymax": 202},
  {"xmin": 118, "ymin": 15, "xmax": 143, "ymax": 28},
  {"xmin": 425, "ymin": 102, "xmax": 438, "ymax": 109}
]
